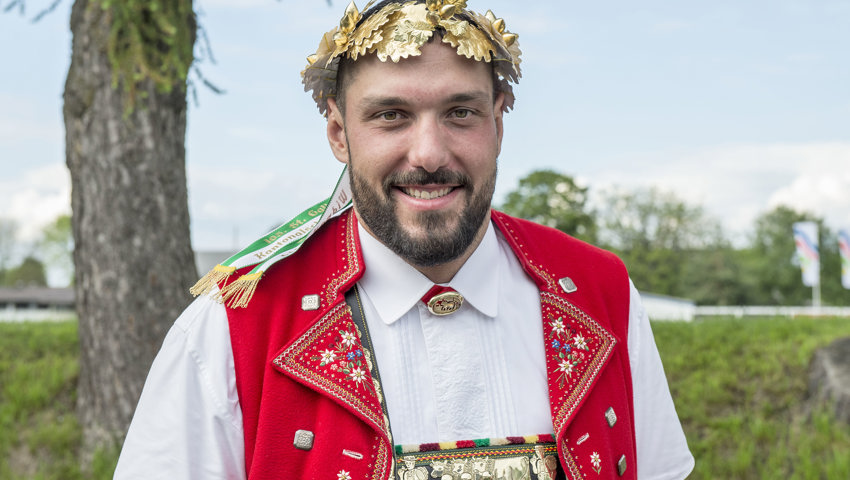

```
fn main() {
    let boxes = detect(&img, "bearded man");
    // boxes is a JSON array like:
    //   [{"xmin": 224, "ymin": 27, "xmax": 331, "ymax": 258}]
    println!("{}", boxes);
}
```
[{"xmin": 115, "ymin": 1, "xmax": 694, "ymax": 479}]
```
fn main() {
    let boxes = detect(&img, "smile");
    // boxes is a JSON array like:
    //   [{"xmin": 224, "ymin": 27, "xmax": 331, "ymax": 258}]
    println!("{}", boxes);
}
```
[{"xmin": 400, "ymin": 186, "xmax": 454, "ymax": 200}]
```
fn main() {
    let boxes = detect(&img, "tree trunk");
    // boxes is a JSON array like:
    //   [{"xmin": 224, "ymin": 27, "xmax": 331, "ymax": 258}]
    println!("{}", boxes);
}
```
[{"xmin": 63, "ymin": 0, "xmax": 197, "ymax": 459}]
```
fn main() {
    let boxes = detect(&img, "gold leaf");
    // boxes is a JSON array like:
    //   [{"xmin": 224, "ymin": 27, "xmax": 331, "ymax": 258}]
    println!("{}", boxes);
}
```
[
  {"xmin": 439, "ymin": 4, "xmax": 456, "ymax": 19},
  {"xmin": 349, "ymin": 2, "xmax": 403, "ymax": 59},
  {"xmin": 339, "ymin": 1, "xmax": 361, "ymax": 34},
  {"xmin": 492, "ymin": 18, "xmax": 505, "ymax": 34}
]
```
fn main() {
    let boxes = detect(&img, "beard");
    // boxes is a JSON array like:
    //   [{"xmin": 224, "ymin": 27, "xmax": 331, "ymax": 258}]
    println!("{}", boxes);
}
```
[{"xmin": 349, "ymin": 161, "xmax": 496, "ymax": 267}]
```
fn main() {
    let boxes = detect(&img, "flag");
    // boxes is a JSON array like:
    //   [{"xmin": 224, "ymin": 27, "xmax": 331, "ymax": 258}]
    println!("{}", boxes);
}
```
[
  {"xmin": 839, "ymin": 228, "xmax": 850, "ymax": 289},
  {"xmin": 792, "ymin": 222, "xmax": 819, "ymax": 287}
]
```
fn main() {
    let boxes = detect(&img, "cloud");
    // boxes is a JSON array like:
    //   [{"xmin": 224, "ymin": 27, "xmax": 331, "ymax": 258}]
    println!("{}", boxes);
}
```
[
  {"xmin": 0, "ymin": 163, "xmax": 71, "ymax": 243},
  {"xmin": 769, "ymin": 172, "xmax": 850, "ymax": 229},
  {"xmin": 589, "ymin": 141, "xmax": 850, "ymax": 242}
]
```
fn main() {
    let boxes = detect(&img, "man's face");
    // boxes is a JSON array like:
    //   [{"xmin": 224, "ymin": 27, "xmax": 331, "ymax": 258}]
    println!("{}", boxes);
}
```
[{"xmin": 326, "ymin": 40, "xmax": 505, "ymax": 267}]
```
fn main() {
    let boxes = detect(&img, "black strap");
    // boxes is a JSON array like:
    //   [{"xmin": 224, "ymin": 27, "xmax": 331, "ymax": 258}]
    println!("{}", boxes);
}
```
[{"xmin": 344, "ymin": 286, "xmax": 394, "ymax": 442}]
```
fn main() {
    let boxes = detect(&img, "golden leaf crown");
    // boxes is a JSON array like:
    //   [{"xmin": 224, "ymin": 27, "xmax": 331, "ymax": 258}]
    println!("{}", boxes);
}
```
[{"xmin": 302, "ymin": 0, "xmax": 522, "ymax": 116}]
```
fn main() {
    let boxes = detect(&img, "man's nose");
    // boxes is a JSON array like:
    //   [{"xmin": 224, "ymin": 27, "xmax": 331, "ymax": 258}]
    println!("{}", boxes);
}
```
[{"xmin": 407, "ymin": 116, "xmax": 451, "ymax": 173}]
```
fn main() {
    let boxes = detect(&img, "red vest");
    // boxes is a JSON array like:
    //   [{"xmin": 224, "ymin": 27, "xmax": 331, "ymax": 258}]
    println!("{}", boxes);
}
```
[{"xmin": 225, "ymin": 209, "xmax": 636, "ymax": 479}]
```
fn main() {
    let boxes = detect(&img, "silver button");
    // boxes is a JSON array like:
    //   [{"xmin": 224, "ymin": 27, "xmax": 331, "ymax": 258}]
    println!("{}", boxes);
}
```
[
  {"xmin": 605, "ymin": 407, "xmax": 617, "ymax": 428},
  {"xmin": 293, "ymin": 430, "xmax": 314, "ymax": 450},
  {"xmin": 559, "ymin": 277, "xmax": 577, "ymax": 294},
  {"xmin": 617, "ymin": 454, "xmax": 627, "ymax": 476},
  {"xmin": 301, "ymin": 294, "xmax": 320, "ymax": 311}
]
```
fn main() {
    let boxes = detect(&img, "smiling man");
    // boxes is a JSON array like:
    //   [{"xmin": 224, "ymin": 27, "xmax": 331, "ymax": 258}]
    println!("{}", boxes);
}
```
[{"xmin": 115, "ymin": 1, "xmax": 694, "ymax": 479}]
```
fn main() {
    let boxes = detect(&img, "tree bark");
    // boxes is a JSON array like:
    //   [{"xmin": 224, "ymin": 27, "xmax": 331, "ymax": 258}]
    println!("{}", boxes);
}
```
[{"xmin": 63, "ymin": 0, "xmax": 197, "ymax": 458}]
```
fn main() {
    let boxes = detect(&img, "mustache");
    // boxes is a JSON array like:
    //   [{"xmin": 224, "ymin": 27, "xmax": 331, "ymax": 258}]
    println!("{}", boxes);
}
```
[{"xmin": 383, "ymin": 169, "xmax": 471, "ymax": 189}]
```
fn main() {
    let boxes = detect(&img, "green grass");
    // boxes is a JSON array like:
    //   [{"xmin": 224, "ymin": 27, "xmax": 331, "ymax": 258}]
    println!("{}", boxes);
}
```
[
  {"xmin": 653, "ymin": 316, "xmax": 850, "ymax": 479},
  {"xmin": 1, "ymin": 317, "xmax": 848, "ymax": 479},
  {"xmin": 0, "ymin": 320, "xmax": 115, "ymax": 480}
]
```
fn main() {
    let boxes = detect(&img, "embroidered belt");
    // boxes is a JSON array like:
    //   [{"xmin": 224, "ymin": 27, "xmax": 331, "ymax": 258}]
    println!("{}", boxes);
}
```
[{"xmin": 395, "ymin": 440, "xmax": 563, "ymax": 480}]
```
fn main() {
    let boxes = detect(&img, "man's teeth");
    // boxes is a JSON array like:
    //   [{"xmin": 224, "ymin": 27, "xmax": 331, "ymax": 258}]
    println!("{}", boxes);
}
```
[{"xmin": 403, "ymin": 187, "xmax": 452, "ymax": 199}]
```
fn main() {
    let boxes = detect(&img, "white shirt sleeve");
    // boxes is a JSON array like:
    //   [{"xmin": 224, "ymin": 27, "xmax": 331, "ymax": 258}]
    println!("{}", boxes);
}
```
[
  {"xmin": 113, "ymin": 295, "xmax": 246, "ymax": 480},
  {"xmin": 628, "ymin": 280, "xmax": 695, "ymax": 480}
]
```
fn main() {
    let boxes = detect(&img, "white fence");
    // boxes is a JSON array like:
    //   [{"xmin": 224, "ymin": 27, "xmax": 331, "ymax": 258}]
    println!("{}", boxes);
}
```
[{"xmin": 694, "ymin": 306, "xmax": 850, "ymax": 319}]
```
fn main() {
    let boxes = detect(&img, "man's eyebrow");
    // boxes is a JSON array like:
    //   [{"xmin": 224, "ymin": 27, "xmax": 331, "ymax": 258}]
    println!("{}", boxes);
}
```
[
  {"xmin": 359, "ymin": 91, "xmax": 492, "ymax": 110},
  {"xmin": 446, "ymin": 91, "xmax": 491, "ymax": 104},
  {"xmin": 359, "ymin": 96, "xmax": 409, "ymax": 110}
]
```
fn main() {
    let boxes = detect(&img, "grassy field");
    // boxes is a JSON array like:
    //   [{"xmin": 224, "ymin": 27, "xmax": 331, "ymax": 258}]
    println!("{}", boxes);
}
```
[
  {"xmin": 0, "ymin": 316, "xmax": 848, "ymax": 479},
  {"xmin": 653, "ymin": 316, "xmax": 850, "ymax": 479}
]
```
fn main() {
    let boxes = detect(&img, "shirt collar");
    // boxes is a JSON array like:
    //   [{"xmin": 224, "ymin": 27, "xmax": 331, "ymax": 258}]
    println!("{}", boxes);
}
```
[{"xmin": 357, "ymin": 220, "xmax": 501, "ymax": 325}]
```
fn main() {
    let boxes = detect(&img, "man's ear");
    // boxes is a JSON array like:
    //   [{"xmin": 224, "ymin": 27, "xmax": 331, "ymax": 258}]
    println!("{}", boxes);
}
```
[
  {"xmin": 493, "ymin": 92, "xmax": 505, "ymax": 155},
  {"xmin": 326, "ymin": 98, "xmax": 349, "ymax": 164}
]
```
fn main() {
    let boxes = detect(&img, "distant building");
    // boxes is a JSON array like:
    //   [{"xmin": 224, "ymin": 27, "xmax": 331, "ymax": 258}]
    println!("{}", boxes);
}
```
[
  {"xmin": 0, "ymin": 251, "xmax": 234, "ymax": 322},
  {"xmin": 0, "ymin": 286, "xmax": 75, "ymax": 322}
]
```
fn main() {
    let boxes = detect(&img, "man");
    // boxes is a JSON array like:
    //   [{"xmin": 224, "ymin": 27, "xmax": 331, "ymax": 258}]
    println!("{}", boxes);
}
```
[{"xmin": 115, "ymin": 1, "xmax": 694, "ymax": 479}]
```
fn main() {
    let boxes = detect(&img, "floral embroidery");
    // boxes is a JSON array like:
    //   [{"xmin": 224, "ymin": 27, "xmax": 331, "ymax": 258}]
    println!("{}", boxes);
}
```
[
  {"xmin": 573, "ymin": 334, "xmax": 588, "ymax": 351},
  {"xmin": 550, "ymin": 316, "xmax": 566, "ymax": 335},
  {"xmin": 337, "ymin": 470, "xmax": 352, "ymax": 480},
  {"xmin": 548, "ymin": 315, "xmax": 592, "ymax": 388},
  {"xmin": 311, "ymin": 329, "xmax": 374, "ymax": 393},
  {"xmin": 590, "ymin": 452, "xmax": 601, "ymax": 474},
  {"xmin": 319, "ymin": 349, "xmax": 337, "ymax": 365}
]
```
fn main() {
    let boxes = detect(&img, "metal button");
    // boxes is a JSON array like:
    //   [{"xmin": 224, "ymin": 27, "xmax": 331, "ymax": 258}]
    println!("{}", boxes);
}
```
[
  {"xmin": 617, "ymin": 454, "xmax": 627, "ymax": 476},
  {"xmin": 558, "ymin": 277, "xmax": 577, "ymax": 294},
  {"xmin": 293, "ymin": 430, "xmax": 314, "ymax": 450},
  {"xmin": 605, "ymin": 407, "xmax": 617, "ymax": 428},
  {"xmin": 301, "ymin": 294, "xmax": 320, "ymax": 311}
]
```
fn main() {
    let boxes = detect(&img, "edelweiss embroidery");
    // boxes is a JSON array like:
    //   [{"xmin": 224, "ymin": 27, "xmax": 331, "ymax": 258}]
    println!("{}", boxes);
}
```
[
  {"xmin": 549, "ymin": 316, "xmax": 591, "ymax": 389},
  {"xmin": 590, "ymin": 452, "xmax": 602, "ymax": 474},
  {"xmin": 311, "ymin": 329, "xmax": 375, "ymax": 394}
]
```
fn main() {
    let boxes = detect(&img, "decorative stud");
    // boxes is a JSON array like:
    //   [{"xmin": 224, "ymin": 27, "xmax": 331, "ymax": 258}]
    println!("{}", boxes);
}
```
[
  {"xmin": 301, "ymin": 294, "xmax": 320, "ymax": 311},
  {"xmin": 617, "ymin": 454, "xmax": 627, "ymax": 476},
  {"xmin": 576, "ymin": 433, "xmax": 590, "ymax": 445},
  {"xmin": 559, "ymin": 277, "xmax": 577, "ymax": 294},
  {"xmin": 605, "ymin": 407, "xmax": 617, "ymax": 428},
  {"xmin": 293, "ymin": 429, "xmax": 314, "ymax": 450}
]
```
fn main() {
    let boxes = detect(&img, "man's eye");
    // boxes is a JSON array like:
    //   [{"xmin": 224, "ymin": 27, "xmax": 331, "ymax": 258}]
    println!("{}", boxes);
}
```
[
  {"xmin": 453, "ymin": 109, "xmax": 471, "ymax": 119},
  {"xmin": 381, "ymin": 111, "xmax": 398, "ymax": 121}
]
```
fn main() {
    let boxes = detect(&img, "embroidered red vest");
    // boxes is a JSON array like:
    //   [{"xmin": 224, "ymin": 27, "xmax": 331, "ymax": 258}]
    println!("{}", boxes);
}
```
[{"xmin": 225, "ymin": 209, "xmax": 636, "ymax": 479}]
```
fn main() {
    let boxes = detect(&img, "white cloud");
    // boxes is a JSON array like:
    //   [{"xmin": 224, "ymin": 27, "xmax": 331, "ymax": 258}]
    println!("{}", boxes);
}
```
[
  {"xmin": 0, "ymin": 163, "xmax": 71, "ymax": 243},
  {"xmin": 769, "ymin": 172, "xmax": 850, "ymax": 229},
  {"xmin": 590, "ymin": 141, "xmax": 850, "ymax": 242}
]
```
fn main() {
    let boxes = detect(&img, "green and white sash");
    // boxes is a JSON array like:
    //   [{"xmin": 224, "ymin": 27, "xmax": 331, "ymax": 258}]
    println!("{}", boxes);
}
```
[{"xmin": 190, "ymin": 166, "xmax": 353, "ymax": 308}]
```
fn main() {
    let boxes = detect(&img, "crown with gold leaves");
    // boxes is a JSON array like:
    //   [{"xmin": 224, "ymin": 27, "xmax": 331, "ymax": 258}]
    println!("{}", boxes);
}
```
[{"xmin": 302, "ymin": 0, "xmax": 522, "ymax": 116}]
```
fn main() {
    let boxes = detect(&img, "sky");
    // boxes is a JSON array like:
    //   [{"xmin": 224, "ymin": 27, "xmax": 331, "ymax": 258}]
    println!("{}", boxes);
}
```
[{"xmin": 1, "ymin": 0, "xmax": 849, "ymax": 277}]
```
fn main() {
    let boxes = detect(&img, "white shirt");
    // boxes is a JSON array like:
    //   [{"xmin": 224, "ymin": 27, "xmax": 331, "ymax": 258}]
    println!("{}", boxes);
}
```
[{"xmin": 115, "ymin": 220, "xmax": 694, "ymax": 479}]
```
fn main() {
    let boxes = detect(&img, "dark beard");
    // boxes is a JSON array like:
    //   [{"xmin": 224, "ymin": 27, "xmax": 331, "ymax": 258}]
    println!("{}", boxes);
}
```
[{"xmin": 349, "ymin": 165, "xmax": 496, "ymax": 267}]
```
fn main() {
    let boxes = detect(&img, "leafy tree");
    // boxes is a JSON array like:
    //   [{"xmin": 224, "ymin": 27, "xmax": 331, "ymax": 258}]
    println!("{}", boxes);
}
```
[
  {"xmin": 38, "ymin": 214, "xmax": 74, "ymax": 286},
  {"xmin": 597, "ymin": 187, "xmax": 727, "ymax": 299},
  {"xmin": 3, "ymin": 256, "xmax": 48, "ymax": 286},
  {"xmin": 500, "ymin": 169, "xmax": 597, "ymax": 242}
]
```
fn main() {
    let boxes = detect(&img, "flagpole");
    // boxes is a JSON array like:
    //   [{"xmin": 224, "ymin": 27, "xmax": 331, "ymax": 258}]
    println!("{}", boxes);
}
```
[{"xmin": 813, "ymin": 280, "xmax": 821, "ymax": 309}]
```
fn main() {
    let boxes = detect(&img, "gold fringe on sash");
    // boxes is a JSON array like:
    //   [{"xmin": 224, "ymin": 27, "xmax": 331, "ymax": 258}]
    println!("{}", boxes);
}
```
[
  {"xmin": 189, "ymin": 264, "xmax": 238, "ymax": 297},
  {"xmin": 218, "ymin": 272, "xmax": 263, "ymax": 309}
]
